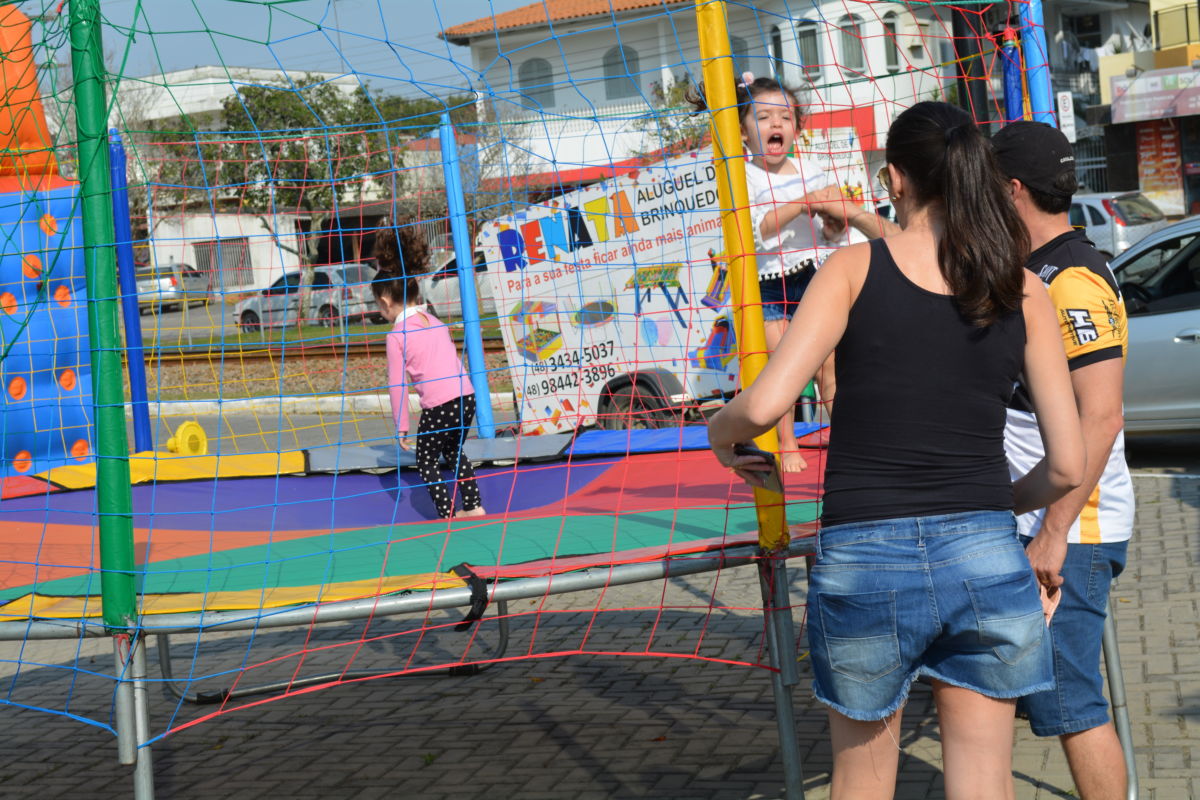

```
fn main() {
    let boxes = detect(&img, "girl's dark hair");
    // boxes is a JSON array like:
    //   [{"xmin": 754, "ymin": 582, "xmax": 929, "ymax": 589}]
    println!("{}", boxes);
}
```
[
  {"xmin": 884, "ymin": 102, "xmax": 1029, "ymax": 327},
  {"xmin": 371, "ymin": 216, "xmax": 430, "ymax": 305},
  {"xmin": 685, "ymin": 74, "xmax": 805, "ymax": 128}
]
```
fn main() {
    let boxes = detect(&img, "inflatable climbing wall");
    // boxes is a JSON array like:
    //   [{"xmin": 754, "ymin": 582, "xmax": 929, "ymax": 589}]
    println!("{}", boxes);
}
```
[{"xmin": 0, "ymin": 189, "xmax": 89, "ymax": 479}]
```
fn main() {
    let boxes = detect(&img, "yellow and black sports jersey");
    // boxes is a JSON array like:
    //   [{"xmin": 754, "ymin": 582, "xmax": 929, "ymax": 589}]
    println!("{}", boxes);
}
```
[{"xmin": 1005, "ymin": 230, "xmax": 1134, "ymax": 544}]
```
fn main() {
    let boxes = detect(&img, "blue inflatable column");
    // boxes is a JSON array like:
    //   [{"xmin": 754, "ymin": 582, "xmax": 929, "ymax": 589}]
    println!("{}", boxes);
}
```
[{"xmin": 109, "ymin": 129, "xmax": 152, "ymax": 453}]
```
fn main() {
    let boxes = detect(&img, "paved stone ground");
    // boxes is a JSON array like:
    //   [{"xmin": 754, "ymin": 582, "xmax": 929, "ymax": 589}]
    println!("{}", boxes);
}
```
[{"xmin": 1, "ymin": 474, "xmax": 1195, "ymax": 799}]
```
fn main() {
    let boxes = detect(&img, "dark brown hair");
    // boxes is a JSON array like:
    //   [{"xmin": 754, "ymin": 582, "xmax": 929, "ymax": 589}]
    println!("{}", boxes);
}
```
[
  {"xmin": 1026, "ymin": 170, "xmax": 1078, "ymax": 215},
  {"xmin": 686, "ymin": 74, "xmax": 805, "ymax": 129},
  {"xmin": 371, "ymin": 217, "xmax": 430, "ymax": 306},
  {"xmin": 885, "ymin": 102, "xmax": 1029, "ymax": 327}
]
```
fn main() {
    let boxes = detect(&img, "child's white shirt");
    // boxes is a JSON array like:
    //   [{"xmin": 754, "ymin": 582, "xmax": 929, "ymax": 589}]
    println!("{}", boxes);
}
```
[{"xmin": 744, "ymin": 156, "xmax": 841, "ymax": 279}]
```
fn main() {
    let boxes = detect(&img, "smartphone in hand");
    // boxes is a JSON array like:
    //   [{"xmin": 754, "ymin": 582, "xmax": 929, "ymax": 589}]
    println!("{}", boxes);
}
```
[{"xmin": 733, "ymin": 443, "xmax": 785, "ymax": 494}]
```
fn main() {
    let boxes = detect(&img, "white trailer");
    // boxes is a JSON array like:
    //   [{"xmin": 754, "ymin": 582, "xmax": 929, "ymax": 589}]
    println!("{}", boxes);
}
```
[{"xmin": 479, "ymin": 141, "xmax": 866, "ymax": 436}]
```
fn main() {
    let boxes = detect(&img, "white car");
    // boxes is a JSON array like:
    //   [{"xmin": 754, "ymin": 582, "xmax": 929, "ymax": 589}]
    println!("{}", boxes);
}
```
[
  {"xmin": 417, "ymin": 252, "xmax": 496, "ymax": 321},
  {"xmin": 235, "ymin": 263, "xmax": 380, "ymax": 332},
  {"xmin": 1071, "ymin": 192, "xmax": 1169, "ymax": 260},
  {"xmin": 1109, "ymin": 217, "xmax": 1200, "ymax": 433}
]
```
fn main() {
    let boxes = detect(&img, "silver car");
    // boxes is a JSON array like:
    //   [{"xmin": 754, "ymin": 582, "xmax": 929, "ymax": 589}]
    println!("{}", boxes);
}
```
[
  {"xmin": 235, "ymin": 263, "xmax": 379, "ymax": 332},
  {"xmin": 1071, "ymin": 192, "xmax": 1168, "ymax": 260},
  {"xmin": 135, "ymin": 262, "xmax": 209, "ymax": 314},
  {"xmin": 1110, "ymin": 218, "xmax": 1200, "ymax": 433}
]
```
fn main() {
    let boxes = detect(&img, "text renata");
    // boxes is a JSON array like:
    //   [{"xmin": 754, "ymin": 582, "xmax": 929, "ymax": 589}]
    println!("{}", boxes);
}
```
[{"xmin": 497, "ymin": 165, "xmax": 719, "ymax": 273}]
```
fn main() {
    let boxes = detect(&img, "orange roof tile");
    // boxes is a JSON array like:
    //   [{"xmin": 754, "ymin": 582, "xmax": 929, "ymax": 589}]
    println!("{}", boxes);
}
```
[{"xmin": 441, "ymin": 0, "xmax": 687, "ymax": 45}]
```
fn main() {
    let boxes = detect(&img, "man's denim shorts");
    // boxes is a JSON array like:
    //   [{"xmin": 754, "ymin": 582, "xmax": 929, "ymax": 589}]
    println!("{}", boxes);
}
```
[
  {"xmin": 807, "ymin": 510, "xmax": 1053, "ymax": 721},
  {"xmin": 1017, "ymin": 537, "xmax": 1128, "ymax": 737}
]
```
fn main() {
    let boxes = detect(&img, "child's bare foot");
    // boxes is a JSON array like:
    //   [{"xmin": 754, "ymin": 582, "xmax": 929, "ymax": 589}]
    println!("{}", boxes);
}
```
[
  {"xmin": 780, "ymin": 450, "xmax": 807, "ymax": 473},
  {"xmin": 455, "ymin": 507, "xmax": 486, "ymax": 518}
]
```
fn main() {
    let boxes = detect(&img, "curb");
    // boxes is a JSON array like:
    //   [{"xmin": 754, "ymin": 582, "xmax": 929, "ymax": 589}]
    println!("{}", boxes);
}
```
[{"xmin": 127, "ymin": 392, "xmax": 517, "ymax": 419}]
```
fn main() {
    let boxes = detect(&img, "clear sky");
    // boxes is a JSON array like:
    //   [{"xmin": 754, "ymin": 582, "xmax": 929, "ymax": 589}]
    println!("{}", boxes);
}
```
[{"xmin": 36, "ymin": 0, "xmax": 536, "ymax": 97}]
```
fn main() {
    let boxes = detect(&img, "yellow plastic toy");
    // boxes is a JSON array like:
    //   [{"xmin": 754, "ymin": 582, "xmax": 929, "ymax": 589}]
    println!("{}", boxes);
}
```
[{"xmin": 167, "ymin": 421, "xmax": 208, "ymax": 456}]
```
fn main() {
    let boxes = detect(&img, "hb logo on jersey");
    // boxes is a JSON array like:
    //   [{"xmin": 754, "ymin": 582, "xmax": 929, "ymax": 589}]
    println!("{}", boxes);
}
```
[{"xmin": 1064, "ymin": 308, "xmax": 1099, "ymax": 344}]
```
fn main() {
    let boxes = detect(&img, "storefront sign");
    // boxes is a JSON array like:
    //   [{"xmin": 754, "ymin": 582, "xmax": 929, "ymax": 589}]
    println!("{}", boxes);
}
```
[
  {"xmin": 1111, "ymin": 66, "xmax": 1200, "ymax": 124},
  {"xmin": 1136, "ymin": 120, "xmax": 1184, "ymax": 216}
]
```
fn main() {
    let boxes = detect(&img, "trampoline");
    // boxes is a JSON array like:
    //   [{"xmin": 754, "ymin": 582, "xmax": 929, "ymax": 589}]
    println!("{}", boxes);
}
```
[{"xmin": 0, "ymin": 423, "xmax": 825, "ymax": 622}]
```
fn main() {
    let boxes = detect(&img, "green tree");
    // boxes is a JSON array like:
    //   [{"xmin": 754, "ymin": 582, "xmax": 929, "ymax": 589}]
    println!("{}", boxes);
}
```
[
  {"xmin": 220, "ymin": 74, "xmax": 392, "ymax": 266},
  {"xmin": 634, "ymin": 78, "xmax": 710, "ymax": 160}
]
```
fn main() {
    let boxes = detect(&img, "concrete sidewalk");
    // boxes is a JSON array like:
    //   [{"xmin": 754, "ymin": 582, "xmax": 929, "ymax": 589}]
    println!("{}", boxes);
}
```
[{"xmin": 2, "ymin": 474, "xmax": 1196, "ymax": 799}]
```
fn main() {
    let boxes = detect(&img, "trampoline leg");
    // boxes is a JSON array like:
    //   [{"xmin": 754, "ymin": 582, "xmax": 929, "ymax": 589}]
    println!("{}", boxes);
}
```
[
  {"xmin": 131, "ymin": 635, "xmax": 156, "ymax": 800},
  {"xmin": 115, "ymin": 634, "xmax": 157, "ymax": 799},
  {"xmin": 758, "ymin": 558, "xmax": 805, "ymax": 800},
  {"xmin": 113, "ymin": 635, "xmax": 136, "ymax": 764},
  {"xmin": 1102, "ymin": 596, "xmax": 1137, "ymax": 800}
]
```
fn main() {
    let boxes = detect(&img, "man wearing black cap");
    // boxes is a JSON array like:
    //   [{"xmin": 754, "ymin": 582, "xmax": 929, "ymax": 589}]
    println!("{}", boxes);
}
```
[{"xmin": 994, "ymin": 121, "xmax": 1133, "ymax": 800}]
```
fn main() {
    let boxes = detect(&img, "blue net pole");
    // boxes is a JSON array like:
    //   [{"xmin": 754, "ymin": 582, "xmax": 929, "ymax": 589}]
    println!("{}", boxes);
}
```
[
  {"xmin": 439, "ymin": 112, "xmax": 494, "ymax": 438},
  {"xmin": 1001, "ymin": 29, "xmax": 1024, "ymax": 123},
  {"xmin": 108, "ymin": 129, "xmax": 152, "ymax": 454},
  {"xmin": 1019, "ymin": 0, "xmax": 1054, "ymax": 124}
]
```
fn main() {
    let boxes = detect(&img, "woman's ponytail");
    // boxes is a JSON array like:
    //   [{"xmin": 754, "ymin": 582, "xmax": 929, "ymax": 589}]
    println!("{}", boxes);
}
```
[{"xmin": 886, "ymin": 102, "xmax": 1028, "ymax": 327}]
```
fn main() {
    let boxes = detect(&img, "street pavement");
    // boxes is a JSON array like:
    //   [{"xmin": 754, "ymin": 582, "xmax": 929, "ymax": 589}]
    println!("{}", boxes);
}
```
[{"xmin": 2, "ymin": 460, "xmax": 1197, "ymax": 798}]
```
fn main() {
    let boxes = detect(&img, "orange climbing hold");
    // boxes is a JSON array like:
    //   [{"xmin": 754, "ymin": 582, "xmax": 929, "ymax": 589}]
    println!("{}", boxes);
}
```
[
  {"xmin": 54, "ymin": 284, "xmax": 70, "ymax": 307},
  {"xmin": 70, "ymin": 439, "xmax": 89, "ymax": 461},
  {"xmin": 8, "ymin": 376, "xmax": 26, "ymax": 400},
  {"xmin": 21, "ymin": 254, "xmax": 41, "ymax": 279},
  {"xmin": 39, "ymin": 214, "xmax": 58, "ymax": 236},
  {"xmin": 58, "ymin": 369, "xmax": 76, "ymax": 391},
  {"xmin": 12, "ymin": 451, "xmax": 31, "ymax": 473},
  {"xmin": 0, "ymin": 292, "xmax": 15, "ymax": 315}
]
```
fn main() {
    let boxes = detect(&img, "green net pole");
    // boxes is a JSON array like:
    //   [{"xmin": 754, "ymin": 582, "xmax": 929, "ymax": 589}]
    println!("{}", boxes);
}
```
[{"xmin": 69, "ymin": 0, "xmax": 137, "ymax": 632}]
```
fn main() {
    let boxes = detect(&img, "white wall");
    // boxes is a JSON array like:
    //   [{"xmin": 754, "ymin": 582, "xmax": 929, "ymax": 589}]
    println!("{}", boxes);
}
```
[
  {"xmin": 149, "ymin": 211, "xmax": 304, "ymax": 292},
  {"xmin": 114, "ymin": 66, "xmax": 363, "ymax": 129}
]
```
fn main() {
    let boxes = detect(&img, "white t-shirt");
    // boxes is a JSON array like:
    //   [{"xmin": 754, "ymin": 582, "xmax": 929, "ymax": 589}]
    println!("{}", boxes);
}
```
[{"xmin": 744, "ymin": 157, "xmax": 840, "ymax": 279}]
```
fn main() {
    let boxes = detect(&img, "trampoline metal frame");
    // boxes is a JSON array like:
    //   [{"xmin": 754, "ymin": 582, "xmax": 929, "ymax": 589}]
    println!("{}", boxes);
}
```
[{"xmin": 0, "ymin": 538, "xmax": 817, "ymax": 800}]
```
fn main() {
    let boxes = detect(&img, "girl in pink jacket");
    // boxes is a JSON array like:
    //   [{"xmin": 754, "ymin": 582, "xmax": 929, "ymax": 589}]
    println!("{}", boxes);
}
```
[{"xmin": 372, "ymin": 221, "xmax": 485, "ymax": 519}]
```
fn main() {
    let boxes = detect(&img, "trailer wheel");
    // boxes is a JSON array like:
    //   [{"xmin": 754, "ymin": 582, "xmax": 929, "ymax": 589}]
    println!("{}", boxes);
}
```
[{"xmin": 596, "ymin": 380, "xmax": 674, "ymax": 430}]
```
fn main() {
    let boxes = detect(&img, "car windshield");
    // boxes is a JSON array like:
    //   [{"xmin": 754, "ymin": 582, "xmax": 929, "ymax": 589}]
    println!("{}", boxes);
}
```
[
  {"xmin": 1118, "ymin": 234, "xmax": 1197, "ymax": 284},
  {"xmin": 1114, "ymin": 193, "xmax": 1164, "ymax": 225},
  {"xmin": 345, "ymin": 264, "xmax": 375, "ymax": 283}
]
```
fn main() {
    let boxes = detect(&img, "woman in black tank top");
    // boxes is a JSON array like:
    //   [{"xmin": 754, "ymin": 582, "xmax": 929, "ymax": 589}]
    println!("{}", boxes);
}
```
[{"xmin": 708, "ymin": 103, "xmax": 1084, "ymax": 799}]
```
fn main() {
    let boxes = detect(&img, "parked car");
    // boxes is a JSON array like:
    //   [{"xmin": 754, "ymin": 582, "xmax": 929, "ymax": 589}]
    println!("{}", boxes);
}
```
[
  {"xmin": 135, "ymin": 262, "xmax": 210, "ymax": 314},
  {"xmin": 234, "ymin": 263, "xmax": 378, "ymax": 332},
  {"xmin": 1071, "ymin": 192, "xmax": 1169, "ymax": 259},
  {"xmin": 1109, "ymin": 217, "xmax": 1200, "ymax": 433},
  {"xmin": 417, "ymin": 252, "xmax": 496, "ymax": 320}
]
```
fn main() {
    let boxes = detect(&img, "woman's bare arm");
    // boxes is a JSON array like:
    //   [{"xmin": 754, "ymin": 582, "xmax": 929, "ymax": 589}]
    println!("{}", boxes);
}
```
[
  {"xmin": 1013, "ymin": 270, "xmax": 1086, "ymax": 514},
  {"xmin": 708, "ymin": 244, "xmax": 866, "ymax": 461}
]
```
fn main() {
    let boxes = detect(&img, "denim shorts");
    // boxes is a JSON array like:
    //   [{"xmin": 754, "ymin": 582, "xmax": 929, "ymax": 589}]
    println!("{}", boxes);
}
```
[
  {"xmin": 760, "ymin": 264, "xmax": 814, "ymax": 322},
  {"xmin": 807, "ymin": 510, "xmax": 1053, "ymax": 721},
  {"xmin": 1017, "ymin": 537, "xmax": 1128, "ymax": 737}
]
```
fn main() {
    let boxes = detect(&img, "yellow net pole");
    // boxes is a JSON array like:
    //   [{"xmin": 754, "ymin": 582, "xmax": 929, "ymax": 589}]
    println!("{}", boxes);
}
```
[{"xmin": 695, "ymin": 0, "xmax": 788, "ymax": 552}]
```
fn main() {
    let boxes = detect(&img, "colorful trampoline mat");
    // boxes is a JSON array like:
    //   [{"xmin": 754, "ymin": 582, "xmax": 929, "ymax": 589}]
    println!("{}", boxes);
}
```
[{"xmin": 0, "ymin": 436, "xmax": 825, "ymax": 621}]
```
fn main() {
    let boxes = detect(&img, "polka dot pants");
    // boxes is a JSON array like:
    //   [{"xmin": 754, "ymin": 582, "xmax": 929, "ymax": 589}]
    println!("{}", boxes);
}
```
[{"xmin": 415, "ymin": 394, "xmax": 482, "ymax": 519}]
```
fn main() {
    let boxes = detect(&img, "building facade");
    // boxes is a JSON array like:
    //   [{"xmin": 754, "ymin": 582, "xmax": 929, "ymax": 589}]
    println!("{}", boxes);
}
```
[
  {"xmin": 441, "ymin": 0, "xmax": 949, "ymax": 195},
  {"xmin": 1103, "ymin": 1, "xmax": 1200, "ymax": 216}
]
